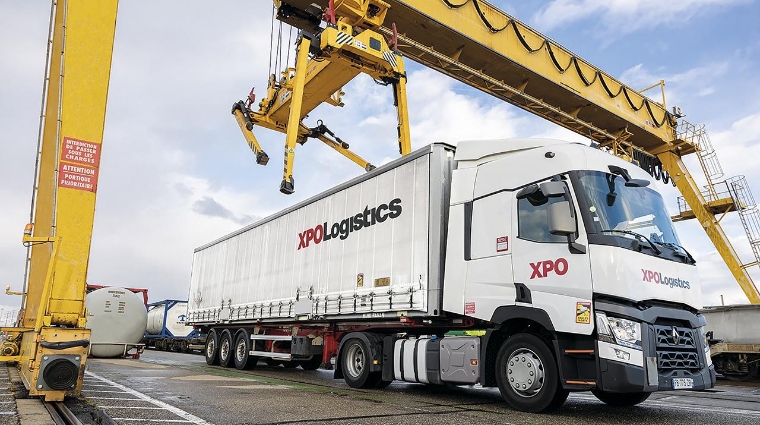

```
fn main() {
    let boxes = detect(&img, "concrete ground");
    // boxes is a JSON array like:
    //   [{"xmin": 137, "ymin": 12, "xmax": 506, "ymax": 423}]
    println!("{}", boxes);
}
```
[{"xmin": 76, "ymin": 349, "xmax": 760, "ymax": 425}]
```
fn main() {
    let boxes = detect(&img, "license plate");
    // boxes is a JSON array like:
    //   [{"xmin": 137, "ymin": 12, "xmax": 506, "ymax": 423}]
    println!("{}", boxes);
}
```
[{"xmin": 672, "ymin": 378, "xmax": 693, "ymax": 390}]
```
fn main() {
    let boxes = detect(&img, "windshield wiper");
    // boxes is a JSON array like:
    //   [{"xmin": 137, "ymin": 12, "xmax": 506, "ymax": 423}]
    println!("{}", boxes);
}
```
[
  {"xmin": 600, "ymin": 229, "xmax": 662, "ymax": 255},
  {"xmin": 654, "ymin": 241, "xmax": 696, "ymax": 264}
]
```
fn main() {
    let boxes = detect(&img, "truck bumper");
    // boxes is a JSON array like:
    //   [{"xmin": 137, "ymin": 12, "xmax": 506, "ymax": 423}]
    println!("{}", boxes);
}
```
[
  {"xmin": 598, "ymin": 357, "xmax": 715, "ymax": 392},
  {"xmin": 594, "ymin": 299, "xmax": 717, "ymax": 393}
]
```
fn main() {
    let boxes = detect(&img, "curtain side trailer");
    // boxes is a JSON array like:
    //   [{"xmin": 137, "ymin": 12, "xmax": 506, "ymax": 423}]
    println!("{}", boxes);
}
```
[{"xmin": 188, "ymin": 140, "xmax": 715, "ymax": 412}]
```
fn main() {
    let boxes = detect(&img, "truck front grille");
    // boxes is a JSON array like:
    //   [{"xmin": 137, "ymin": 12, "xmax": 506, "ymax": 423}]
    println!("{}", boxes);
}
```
[
  {"xmin": 653, "ymin": 325, "xmax": 700, "ymax": 371},
  {"xmin": 657, "ymin": 351, "xmax": 699, "ymax": 370},
  {"xmin": 654, "ymin": 325, "xmax": 696, "ymax": 349}
]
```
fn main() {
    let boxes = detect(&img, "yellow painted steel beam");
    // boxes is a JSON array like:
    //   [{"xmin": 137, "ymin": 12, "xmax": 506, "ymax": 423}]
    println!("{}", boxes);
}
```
[
  {"xmin": 313, "ymin": 134, "xmax": 375, "ymax": 171},
  {"xmin": 18, "ymin": 0, "xmax": 118, "ymax": 400},
  {"xmin": 286, "ymin": 0, "xmax": 688, "ymax": 154},
  {"xmin": 659, "ymin": 152, "xmax": 760, "ymax": 304},
  {"xmin": 281, "ymin": 35, "xmax": 311, "ymax": 194},
  {"xmin": 671, "ymin": 197, "xmax": 737, "ymax": 222},
  {"xmin": 26, "ymin": 0, "xmax": 118, "ymax": 327}
]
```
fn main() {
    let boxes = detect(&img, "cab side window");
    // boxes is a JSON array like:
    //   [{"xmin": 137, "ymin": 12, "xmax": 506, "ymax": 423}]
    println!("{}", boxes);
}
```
[{"xmin": 518, "ymin": 194, "xmax": 566, "ymax": 243}]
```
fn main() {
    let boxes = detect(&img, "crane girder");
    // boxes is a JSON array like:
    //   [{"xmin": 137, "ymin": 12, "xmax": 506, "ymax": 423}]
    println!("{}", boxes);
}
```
[{"xmin": 285, "ymin": 0, "xmax": 695, "ymax": 157}]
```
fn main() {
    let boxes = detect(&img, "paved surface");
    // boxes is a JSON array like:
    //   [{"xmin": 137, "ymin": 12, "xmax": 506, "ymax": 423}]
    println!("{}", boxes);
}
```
[
  {"xmin": 78, "ymin": 350, "xmax": 760, "ymax": 425},
  {"xmin": 0, "ymin": 367, "xmax": 18, "ymax": 425}
]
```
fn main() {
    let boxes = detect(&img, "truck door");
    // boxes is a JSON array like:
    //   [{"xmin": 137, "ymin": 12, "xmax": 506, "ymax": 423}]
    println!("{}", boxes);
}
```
[
  {"xmin": 462, "ymin": 191, "xmax": 514, "ymax": 322},
  {"xmin": 510, "ymin": 178, "xmax": 594, "ymax": 335}
]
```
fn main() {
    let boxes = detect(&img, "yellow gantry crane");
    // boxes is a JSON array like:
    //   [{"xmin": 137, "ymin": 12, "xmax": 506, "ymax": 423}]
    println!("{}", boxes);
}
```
[
  {"xmin": 1, "ymin": 1, "xmax": 118, "ymax": 400},
  {"xmin": 6, "ymin": 0, "xmax": 758, "ymax": 404},
  {"xmin": 232, "ymin": 0, "xmax": 411, "ymax": 194},
  {"xmin": 258, "ymin": 0, "xmax": 760, "ymax": 303}
]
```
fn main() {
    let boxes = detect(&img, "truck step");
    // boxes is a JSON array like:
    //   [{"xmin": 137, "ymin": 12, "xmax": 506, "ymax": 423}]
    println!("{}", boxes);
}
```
[
  {"xmin": 250, "ymin": 334, "xmax": 292, "ymax": 341},
  {"xmin": 249, "ymin": 351, "xmax": 292, "ymax": 360}
]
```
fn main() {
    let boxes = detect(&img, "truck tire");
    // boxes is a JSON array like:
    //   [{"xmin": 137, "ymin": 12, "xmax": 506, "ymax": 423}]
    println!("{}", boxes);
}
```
[
  {"xmin": 340, "ymin": 338, "xmax": 382, "ymax": 389},
  {"xmin": 591, "ymin": 390, "xmax": 650, "ymax": 407},
  {"xmin": 205, "ymin": 330, "xmax": 219, "ymax": 365},
  {"xmin": 495, "ymin": 333, "xmax": 568, "ymax": 413},
  {"xmin": 233, "ymin": 330, "xmax": 257, "ymax": 370},
  {"xmin": 218, "ymin": 330, "xmax": 234, "ymax": 368}
]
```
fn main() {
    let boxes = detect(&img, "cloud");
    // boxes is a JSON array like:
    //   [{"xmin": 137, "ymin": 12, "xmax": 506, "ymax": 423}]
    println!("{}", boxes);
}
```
[
  {"xmin": 192, "ymin": 197, "xmax": 256, "ymax": 225},
  {"xmin": 618, "ymin": 62, "xmax": 730, "ymax": 107},
  {"xmin": 532, "ymin": 0, "xmax": 748, "ymax": 36}
]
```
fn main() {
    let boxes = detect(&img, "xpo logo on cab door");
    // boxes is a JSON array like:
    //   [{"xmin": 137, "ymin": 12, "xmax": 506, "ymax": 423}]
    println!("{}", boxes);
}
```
[{"xmin": 530, "ymin": 258, "xmax": 569, "ymax": 279}]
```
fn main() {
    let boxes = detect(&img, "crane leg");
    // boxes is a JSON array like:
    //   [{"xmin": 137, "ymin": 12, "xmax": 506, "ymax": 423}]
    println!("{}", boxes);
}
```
[
  {"xmin": 313, "ymin": 134, "xmax": 375, "ymax": 172},
  {"xmin": 393, "ymin": 60, "xmax": 412, "ymax": 155},
  {"xmin": 281, "ymin": 34, "xmax": 312, "ymax": 194},
  {"xmin": 232, "ymin": 102, "xmax": 269, "ymax": 165}
]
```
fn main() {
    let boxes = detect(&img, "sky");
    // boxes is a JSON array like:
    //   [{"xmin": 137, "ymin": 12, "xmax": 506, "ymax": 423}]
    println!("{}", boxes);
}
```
[{"xmin": 1, "ymin": 0, "xmax": 759, "ymax": 316}]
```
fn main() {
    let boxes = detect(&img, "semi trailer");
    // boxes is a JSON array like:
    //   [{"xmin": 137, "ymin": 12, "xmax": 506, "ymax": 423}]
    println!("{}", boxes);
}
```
[
  {"xmin": 702, "ymin": 304, "xmax": 760, "ymax": 380},
  {"xmin": 143, "ymin": 300, "xmax": 205, "ymax": 353},
  {"xmin": 187, "ymin": 139, "xmax": 715, "ymax": 412}
]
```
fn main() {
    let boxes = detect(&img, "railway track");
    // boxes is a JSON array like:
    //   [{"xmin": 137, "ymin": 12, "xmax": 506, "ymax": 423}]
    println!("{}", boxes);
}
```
[{"xmin": 43, "ymin": 401, "xmax": 83, "ymax": 425}]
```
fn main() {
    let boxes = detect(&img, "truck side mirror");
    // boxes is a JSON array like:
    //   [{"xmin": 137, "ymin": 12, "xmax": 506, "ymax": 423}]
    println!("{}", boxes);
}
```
[
  {"xmin": 547, "ymin": 200, "xmax": 576, "ymax": 236},
  {"xmin": 539, "ymin": 181, "xmax": 566, "ymax": 197}
]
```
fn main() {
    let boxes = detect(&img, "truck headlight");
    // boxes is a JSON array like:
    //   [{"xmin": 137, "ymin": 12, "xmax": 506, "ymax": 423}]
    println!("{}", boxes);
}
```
[
  {"xmin": 596, "ymin": 312, "xmax": 642, "ymax": 350},
  {"xmin": 697, "ymin": 326, "xmax": 710, "ymax": 353}
]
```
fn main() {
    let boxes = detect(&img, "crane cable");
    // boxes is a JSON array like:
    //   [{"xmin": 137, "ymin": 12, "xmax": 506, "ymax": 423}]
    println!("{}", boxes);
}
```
[
  {"xmin": 439, "ymin": 0, "xmax": 671, "ymax": 129},
  {"xmin": 632, "ymin": 149, "xmax": 674, "ymax": 186}
]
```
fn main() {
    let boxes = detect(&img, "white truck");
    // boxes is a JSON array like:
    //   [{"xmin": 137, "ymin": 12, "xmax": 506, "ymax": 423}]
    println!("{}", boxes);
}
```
[{"xmin": 187, "ymin": 139, "xmax": 715, "ymax": 412}]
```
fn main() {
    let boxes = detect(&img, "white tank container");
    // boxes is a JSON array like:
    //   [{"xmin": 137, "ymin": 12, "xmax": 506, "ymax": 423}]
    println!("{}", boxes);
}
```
[
  {"xmin": 702, "ymin": 304, "xmax": 760, "ymax": 344},
  {"xmin": 147, "ymin": 301, "xmax": 191, "ymax": 337},
  {"xmin": 85, "ymin": 287, "xmax": 148, "ymax": 357}
]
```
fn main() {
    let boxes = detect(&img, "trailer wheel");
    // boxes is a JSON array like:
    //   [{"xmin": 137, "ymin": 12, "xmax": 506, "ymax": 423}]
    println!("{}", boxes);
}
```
[
  {"xmin": 591, "ymin": 390, "xmax": 650, "ymax": 407},
  {"xmin": 233, "ymin": 330, "xmax": 257, "ymax": 370},
  {"xmin": 340, "ymin": 338, "xmax": 381, "ymax": 389},
  {"xmin": 218, "ymin": 330, "xmax": 234, "ymax": 368},
  {"xmin": 205, "ymin": 330, "xmax": 219, "ymax": 365},
  {"xmin": 495, "ymin": 333, "xmax": 567, "ymax": 412}
]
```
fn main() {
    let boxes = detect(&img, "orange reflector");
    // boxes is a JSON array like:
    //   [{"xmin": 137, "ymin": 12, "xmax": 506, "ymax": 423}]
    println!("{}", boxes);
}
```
[
  {"xmin": 470, "ymin": 359, "xmax": 478, "ymax": 366},
  {"xmin": 23, "ymin": 223, "xmax": 33, "ymax": 235},
  {"xmin": 372, "ymin": 360, "xmax": 379, "ymax": 365}
]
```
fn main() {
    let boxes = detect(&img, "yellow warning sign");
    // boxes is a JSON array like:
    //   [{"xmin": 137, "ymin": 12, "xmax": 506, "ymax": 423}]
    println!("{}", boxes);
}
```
[{"xmin": 576, "ymin": 302, "xmax": 591, "ymax": 324}]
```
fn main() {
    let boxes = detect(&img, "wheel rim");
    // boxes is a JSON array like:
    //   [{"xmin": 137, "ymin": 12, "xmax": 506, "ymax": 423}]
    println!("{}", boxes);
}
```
[
  {"xmin": 236, "ymin": 339, "xmax": 246, "ymax": 363},
  {"xmin": 506, "ymin": 348, "xmax": 545, "ymax": 398},
  {"xmin": 206, "ymin": 338, "xmax": 216, "ymax": 359},
  {"xmin": 220, "ymin": 337, "xmax": 230, "ymax": 361},
  {"xmin": 345, "ymin": 342, "xmax": 365, "ymax": 379}
]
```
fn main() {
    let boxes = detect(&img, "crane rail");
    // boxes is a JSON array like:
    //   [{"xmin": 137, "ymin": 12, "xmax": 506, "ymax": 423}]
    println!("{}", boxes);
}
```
[{"xmin": 43, "ymin": 401, "xmax": 83, "ymax": 425}]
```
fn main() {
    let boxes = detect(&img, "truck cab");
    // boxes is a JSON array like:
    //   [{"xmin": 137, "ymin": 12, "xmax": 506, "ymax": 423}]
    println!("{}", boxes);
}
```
[{"xmin": 443, "ymin": 139, "xmax": 715, "ymax": 411}]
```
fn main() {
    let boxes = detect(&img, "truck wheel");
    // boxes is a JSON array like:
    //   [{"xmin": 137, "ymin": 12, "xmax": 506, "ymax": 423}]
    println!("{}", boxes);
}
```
[
  {"xmin": 218, "ymin": 330, "xmax": 234, "ymax": 368},
  {"xmin": 340, "ymin": 338, "xmax": 381, "ymax": 389},
  {"xmin": 495, "ymin": 333, "xmax": 567, "ymax": 413},
  {"xmin": 591, "ymin": 390, "xmax": 650, "ymax": 407},
  {"xmin": 205, "ymin": 330, "xmax": 219, "ymax": 365},
  {"xmin": 233, "ymin": 330, "xmax": 257, "ymax": 370}
]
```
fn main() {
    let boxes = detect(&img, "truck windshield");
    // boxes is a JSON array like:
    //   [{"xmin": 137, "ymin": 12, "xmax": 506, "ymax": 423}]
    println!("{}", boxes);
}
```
[{"xmin": 573, "ymin": 170, "xmax": 681, "ymax": 246}]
